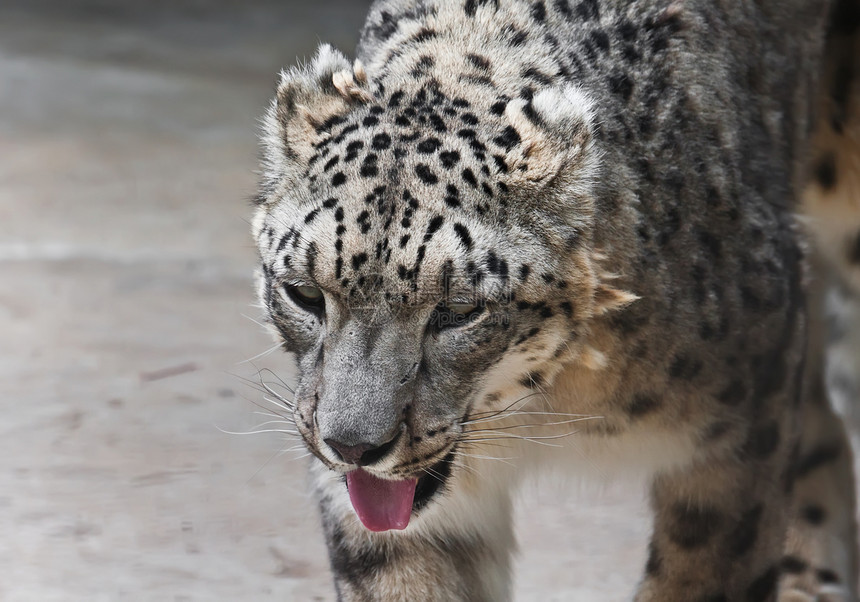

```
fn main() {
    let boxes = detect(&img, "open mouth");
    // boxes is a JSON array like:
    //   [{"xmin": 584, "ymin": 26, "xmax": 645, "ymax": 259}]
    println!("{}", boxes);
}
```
[
  {"xmin": 344, "ymin": 451, "xmax": 455, "ymax": 532},
  {"xmin": 412, "ymin": 451, "xmax": 454, "ymax": 512}
]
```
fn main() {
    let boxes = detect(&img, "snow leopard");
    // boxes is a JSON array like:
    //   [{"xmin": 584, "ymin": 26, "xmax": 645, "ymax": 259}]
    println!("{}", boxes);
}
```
[{"xmin": 251, "ymin": 0, "xmax": 860, "ymax": 599}]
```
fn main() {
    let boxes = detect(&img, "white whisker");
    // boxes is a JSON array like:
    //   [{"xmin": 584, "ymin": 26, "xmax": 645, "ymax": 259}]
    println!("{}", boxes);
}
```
[
  {"xmin": 262, "ymin": 395, "xmax": 294, "ymax": 412},
  {"xmin": 247, "ymin": 419, "xmax": 297, "ymax": 429},
  {"xmin": 466, "ymin": 416, "xmax": 603, "ymax": 432},
  {"xmin": 241, "ymin": 312, "xmax": 272, "ymax": 330},
  {"xmin": 455, "ymin": 451, "xmax": 517, "ymax": 464},
  {"xmin": 461, "ymin": 411, "xmax": 599, "ymax": 426},
  {"xmin": 449, "ymin": 456, "xmax": 480, "ymax": 477},
  {"xmin": 252, "ymin": 410, "xmax": 289, "ymax": 420},
  {"xmin": 216, "ymin": 426, "xmax": 299, "ymax": 436},
  {"xmin": 237, "ymin": 341, "xmax": 283, "ymax": 365},
  {"xmin": 420, "ymin": 465, "xmax": 448, "ymax": 482}
]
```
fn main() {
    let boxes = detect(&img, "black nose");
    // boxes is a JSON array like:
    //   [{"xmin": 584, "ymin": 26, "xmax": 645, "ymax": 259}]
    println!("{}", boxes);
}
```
[{"xmin": 324, "ymin": 433, "xmax": 399, "ymax": 466}]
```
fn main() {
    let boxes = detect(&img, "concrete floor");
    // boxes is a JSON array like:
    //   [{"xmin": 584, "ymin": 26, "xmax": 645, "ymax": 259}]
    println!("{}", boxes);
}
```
[{"xmin": 1, "ymin": 2, "xmax": 855, "ymax": 601}]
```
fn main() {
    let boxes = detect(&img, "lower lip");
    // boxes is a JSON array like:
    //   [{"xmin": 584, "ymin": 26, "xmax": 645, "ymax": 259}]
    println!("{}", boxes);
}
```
[{"xmin": 411, "ymin": 450, "xmax": 456, "ymax": 512}]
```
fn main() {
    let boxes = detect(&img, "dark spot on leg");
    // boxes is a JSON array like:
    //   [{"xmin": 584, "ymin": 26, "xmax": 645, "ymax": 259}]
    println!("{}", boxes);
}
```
[
  {"xmin": 800, "ymin": 504, "xmax": 826, "ymax": 526},
  {"xmin": 668, "ymin": 504, "xmax": 722, "ymax": 549},
  {"xmin": 745, "ymin": 565, "xmax": 777, "ymax": 601},
  {"xmin": 795, "ymin": 444, "xmax": 841, "ymax": 479},
  {"xmin": 779, "ymin": 555, "xmax": 809, "ymax": 575},
  {"xmin": 743, "ymin": 421, "xmax": 780, "ymax": 460},
  {"xmin": 780, "ymin": 555, "xmax": 808, "ymax": 574},
  {"xmin": 645, "ymin": 541, "xmax": 661, "ymax": 576},
  {"xmin": 727, "ymin": 504, "xmax": 763, "ymax": 558},
  {"xmin": 816, "ymin": 568, "xmax": 840, "ymax": 584}
]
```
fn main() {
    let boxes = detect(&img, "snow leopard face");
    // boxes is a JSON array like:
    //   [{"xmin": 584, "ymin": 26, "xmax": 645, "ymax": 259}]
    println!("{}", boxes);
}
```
[{"xmin": 252, "ymin": 45, "xmax": 629, "ymax": 516}]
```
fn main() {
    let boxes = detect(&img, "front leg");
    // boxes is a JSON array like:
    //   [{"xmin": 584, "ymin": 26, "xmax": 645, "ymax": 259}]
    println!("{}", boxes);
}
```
[
  {"xmin": 636, "ymin": 434, "xmax": 794, "ymax": 602},
  {"xmin": 636, "ymin": 400, "xmax": 796, "ymax": 602},
  {"xmin": 311, "ymin": 462, "xmax": 515, "ymax": 602}
]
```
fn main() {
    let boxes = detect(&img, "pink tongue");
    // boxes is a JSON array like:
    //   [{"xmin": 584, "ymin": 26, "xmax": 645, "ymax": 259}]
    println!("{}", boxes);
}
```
[{"xmin": 346, "ymin": 469, "xmax": 418, "ymax": 532}]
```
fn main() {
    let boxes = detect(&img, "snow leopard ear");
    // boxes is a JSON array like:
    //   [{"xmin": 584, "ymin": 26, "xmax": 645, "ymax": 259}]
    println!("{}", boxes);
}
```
[
  {"xmin": 501, "ymin": 85, "xmax": 598, "ymax": 189},
  {"xmin": 258, "ymin": 44, "xmax": 372, "ymax": 203}
]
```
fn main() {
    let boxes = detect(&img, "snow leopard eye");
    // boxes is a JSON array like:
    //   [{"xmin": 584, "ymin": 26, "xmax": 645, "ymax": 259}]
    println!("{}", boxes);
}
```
[
  {"xmin": 285, "ymin": 284, "xmax": 325, "ymax": 316},
  {"xmin": 429, "ymin": 300, "xmax": 485, "ymax": 332}
]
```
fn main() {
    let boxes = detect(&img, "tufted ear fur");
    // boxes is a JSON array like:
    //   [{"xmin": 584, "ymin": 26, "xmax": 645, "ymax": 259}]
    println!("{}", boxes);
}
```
[
  {"xmin": 502, "ymin": 85, "xmax": 599, "ymax": 190},
  {"xmin": 258, "ymin": 44, "xmax": 372, "ymax": 204}
]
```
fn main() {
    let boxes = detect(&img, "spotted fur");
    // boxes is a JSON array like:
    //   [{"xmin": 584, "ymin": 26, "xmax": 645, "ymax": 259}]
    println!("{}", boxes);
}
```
[{"xmin": 252, "ymin": 1, "xmax": 860, "ymax": 600}]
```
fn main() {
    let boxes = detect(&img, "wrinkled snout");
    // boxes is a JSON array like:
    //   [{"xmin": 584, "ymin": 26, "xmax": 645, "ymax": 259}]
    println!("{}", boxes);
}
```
[{"xmin": 312, "ymin": 320, "xmax": 419, "ymax": 466}]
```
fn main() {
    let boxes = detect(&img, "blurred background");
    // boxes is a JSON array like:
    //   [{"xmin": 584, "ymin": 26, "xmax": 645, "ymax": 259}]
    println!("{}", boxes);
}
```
[{"xmin": 12, "ymin": 1, "xmax": 856, "ymax": 601}]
